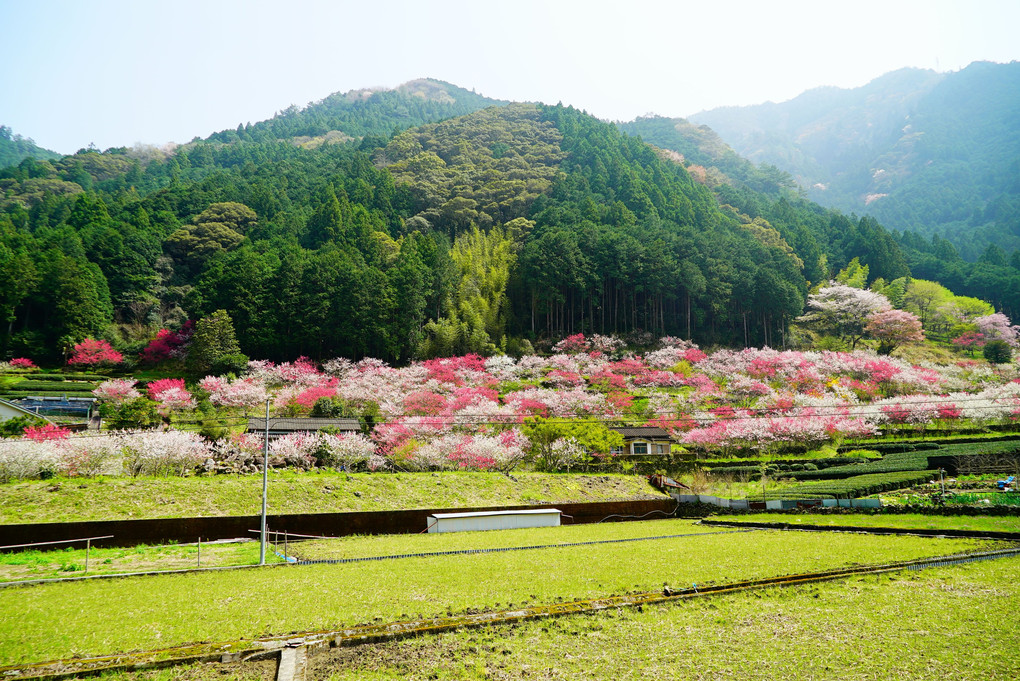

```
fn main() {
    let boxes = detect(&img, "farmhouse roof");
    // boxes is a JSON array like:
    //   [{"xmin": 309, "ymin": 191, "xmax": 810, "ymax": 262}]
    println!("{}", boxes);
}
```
[
  {"xmin": 610, "ymin": 426, "xmax": 672, "ymax": 439},
  {"xmin": 246, "ymin": 417, "xmax": 361, "ymax": 433}
]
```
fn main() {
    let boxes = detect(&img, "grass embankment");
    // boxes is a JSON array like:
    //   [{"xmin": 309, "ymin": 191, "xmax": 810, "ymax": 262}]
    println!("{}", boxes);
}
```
[
  {"xmin": 0, "ymin": 520, "xmax": 991, "ymax": 666},
  {"xmin": 711, "ymin": 512, "xmax": 1020, "ymax": 534},
  {"xmin": 0, "ymin": 472, "xmax": 666, "ymax": 524}
]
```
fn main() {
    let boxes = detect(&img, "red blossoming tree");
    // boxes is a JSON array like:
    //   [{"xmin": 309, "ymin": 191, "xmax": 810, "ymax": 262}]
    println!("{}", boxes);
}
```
[{"xmin": 68, "ymin": 339, "xmax": 123, "ymax": 367}]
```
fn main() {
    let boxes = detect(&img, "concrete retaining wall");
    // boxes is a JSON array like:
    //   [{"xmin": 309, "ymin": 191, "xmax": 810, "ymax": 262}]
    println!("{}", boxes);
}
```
[{"xmin": 0, "ymin": 498, "xmax": 676, "ymax": 550}]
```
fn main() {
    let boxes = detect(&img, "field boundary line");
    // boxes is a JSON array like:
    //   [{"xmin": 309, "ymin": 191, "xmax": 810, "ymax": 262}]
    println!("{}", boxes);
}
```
[
  {"xmin": 700, "ymin": 518, "xmax": 1020, "ymax": 541},
  {"xmin": 3, "ymin": 547, "xmax": 1020, "ymax": 681},
  {"xmin": 292, "ymin": 528, "xmax": 758, "ymax": 565}
]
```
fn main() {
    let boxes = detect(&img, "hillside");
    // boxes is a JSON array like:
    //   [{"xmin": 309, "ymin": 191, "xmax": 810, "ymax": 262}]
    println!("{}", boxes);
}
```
[
  {"xmin": 206, "ymin": 78, "xmax": 507, "ymax": 146},
  {"xmin": 0, "ymin": 125, "xmax": 61, "ymax": 168},
  {"xmin": 691, "ymin": 61, "xmax": 1020, "ymax": 260},
  {"xmin": 1, "ymin": 76, "xmax": 994, "ymax": 365}
]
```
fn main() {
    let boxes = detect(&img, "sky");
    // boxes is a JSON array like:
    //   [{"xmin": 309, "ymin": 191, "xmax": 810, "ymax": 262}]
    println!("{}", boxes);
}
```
[{"xmin": 2, "ymin": 0, "xmax": 1019, "ymax": 155}]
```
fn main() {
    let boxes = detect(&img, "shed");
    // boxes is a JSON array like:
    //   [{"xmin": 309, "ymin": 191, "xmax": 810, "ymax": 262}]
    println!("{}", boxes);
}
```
[
  {"xmin": 246, "ymin": 417, "xmax": 362, "ymax": 440},
  {"xmin": 426, "ymin": 509, "xmax": 562, "ymax": 533},
  {"xmin": 609, "ymin": 426, "xmax": 673, "ymax": 456},
  {"xmin": 0, "ymin": 398, "xmax": 55, "ymax": 425}
]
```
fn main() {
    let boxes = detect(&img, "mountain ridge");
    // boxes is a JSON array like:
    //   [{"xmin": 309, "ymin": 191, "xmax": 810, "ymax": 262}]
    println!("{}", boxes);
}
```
[{"xmin": 688, "ymin": 61, "xmax": 1020, "ymax": 259}]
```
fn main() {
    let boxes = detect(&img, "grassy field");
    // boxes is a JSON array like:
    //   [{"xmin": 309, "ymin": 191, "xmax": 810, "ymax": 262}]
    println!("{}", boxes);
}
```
[
  {"xmin": 0, "ymin": 539, "xmax": 280, "ymax": 583},
  {"xmin": 0, "ymin": 471, "xmax": 666, "ymax": 524},
  {"xmin": 0, "ymin": 519, "xmax": 993, "ymax": 666},
  {"xmin": 710, "ymin": 512, "xmax": 1020, "ymax": 534},
  {"xmin": 45, "ymin": 557, "xmax": 1020, "ymax": 680},
  {"xmin": 297, "ymin": 559, "xmax": 1020, "ymax": 680}
]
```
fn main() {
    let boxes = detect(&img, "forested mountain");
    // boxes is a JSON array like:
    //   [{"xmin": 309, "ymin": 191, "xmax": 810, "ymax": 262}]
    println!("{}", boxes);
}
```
[
  {"xmin": 205, "ymin": 78, "xmax": 507, "ymax": 147},
  {"xmin": 1, "ymin": 78, "xmax": 1012, "ymax": 366},
  {"xmin": 0, "ymin": 126, "xmax": 61, "ymax": 168},
  {"xmin": 690, "ymin": 61, "xmax": 1020, "ymax": 260}
]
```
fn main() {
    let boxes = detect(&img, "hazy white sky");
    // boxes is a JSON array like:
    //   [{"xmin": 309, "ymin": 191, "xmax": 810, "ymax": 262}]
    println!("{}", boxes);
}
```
[{"xmin": 2, "ymin": 0, "xmax": 1018, "ymax": 154}]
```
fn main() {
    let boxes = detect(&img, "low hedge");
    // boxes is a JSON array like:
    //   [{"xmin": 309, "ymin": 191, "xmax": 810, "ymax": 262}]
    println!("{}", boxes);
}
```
[
  {"xmin": 0, "ymin": 391, "xmax": 97, "ymax": 399},
  {"xmin": 10, "ymin": 380, "xmax": 97, "ymax": 392},
  {"xmin": 760, "ymin": 470, "xmax": 934, "ymax": 500}
]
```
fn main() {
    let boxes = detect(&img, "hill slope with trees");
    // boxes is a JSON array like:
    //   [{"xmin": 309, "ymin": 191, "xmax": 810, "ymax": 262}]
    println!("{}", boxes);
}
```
[
  {"xmin": 1, "ymin": 77, "xmax": 1007, "ymax": 367},
  {"xmin": 690, "ymin": 61, "xmax": 1020, "ymax": 260}
]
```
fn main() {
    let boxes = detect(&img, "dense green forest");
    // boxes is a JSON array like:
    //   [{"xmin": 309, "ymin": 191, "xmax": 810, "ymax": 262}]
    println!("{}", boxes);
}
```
[
  {"xmin": 620, "ymin": 111, "xmax": 1020, "ymax": 323},
  {"xmin": 691, "ymin": 61, "xmax": 1020, "ymax": 260},
  {"xmin": 0, "ymin": 126, "xmax": 60, "ymax": 169},
  {"xmin": 2, "ymin": 79, "xmax": 1019, "ymax": 365}
]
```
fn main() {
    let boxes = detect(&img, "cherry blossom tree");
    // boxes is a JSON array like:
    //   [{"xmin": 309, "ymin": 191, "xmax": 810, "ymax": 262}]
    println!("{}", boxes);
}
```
[
  {"xmin": 93, "ymin": 379, "xmax": 142, "ymax": 404},
  {"xmin": 797, "ymin": 283, "xmax": 892, "ymax": 349},
  {"xmin": 975, "ymin": 313, "xmax": 1020, "ymax": 347},
  {"xmin": 865, "ymin": 309, "xmax": 924, "ymax": 354},
  {"xmin": 952, "ymin": 331, "xmax": 986, "ymax": 356},
  {"xmin": 68, "ymin": 338, "xmax": 123, "ymax": 367}
]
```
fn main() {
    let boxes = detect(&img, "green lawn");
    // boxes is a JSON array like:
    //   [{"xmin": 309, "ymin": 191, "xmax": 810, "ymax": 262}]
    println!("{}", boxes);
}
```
[
  {"xmin": 301, "ymin": 558, "xmax": 1020, "ymax": 680},
  {"xmin": 712, "ymin": 512, "xmax": 1020, "ymax": 534},
  {"xmin": 0, "ymin": 519, "xmax": 992, "ymax": 666},
  {"xmin": 0, "ymin": 471, "xmax": 667, "ymax": 524}
]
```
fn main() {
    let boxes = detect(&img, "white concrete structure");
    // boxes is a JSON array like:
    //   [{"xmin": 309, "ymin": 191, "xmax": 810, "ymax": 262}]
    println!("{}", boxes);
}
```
[
  {"xmin": 427, "ymin": 509, "xmax": 562, "ymax": 533},
  {"xmin": 0, "ymin": 398, "xmax": 54, "ymax": 424}
]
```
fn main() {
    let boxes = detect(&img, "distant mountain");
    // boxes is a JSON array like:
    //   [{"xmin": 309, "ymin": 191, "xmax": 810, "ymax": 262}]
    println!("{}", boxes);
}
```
[
  {"xmin": 206, "ymin": 78, "xmax": 508, "ymax": 146},
  {"xmin": 617, "ymin": 115, "xmax": 798, "ymax": 197},
  {"xmin": 0, "ymin": 125, "xmax": 61, "ymax": 168},
  {"xmin": 690, "ymin": 61, "xmax": 1020, "ymax": 259}
]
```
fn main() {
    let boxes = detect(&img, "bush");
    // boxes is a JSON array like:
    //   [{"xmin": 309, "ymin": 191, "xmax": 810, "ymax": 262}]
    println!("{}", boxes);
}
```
[
  {"xmin": 0, "ymin": 415, "xmax": 47, "ymax": 438},
  {"xmin": 210, "ymin": 352, "xmax": 250, "ymax": 377},
  {"xmin": 68, "ymin": 339, "xmax": 123, "ymax": 367},
  {"xmin": 122, "ymin": 430, "xmax": 210, "ymax": 476},
  {"xmin": 99, "ymin": 397, "xmax": 161, "ymax": 430},
  {"xmin": 310, "ymin": 396, "xmax": 359, "ymax": 419},
  {"xmin": 0, "ymin": 440, "xmax": 60, "ymax": 482},
  {"xmin": 983, "ymin": 340, "xmax": 1013, "ymax": 364}
]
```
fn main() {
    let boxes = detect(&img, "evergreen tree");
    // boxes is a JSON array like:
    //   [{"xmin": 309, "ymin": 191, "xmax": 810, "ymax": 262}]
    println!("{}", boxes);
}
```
[{"xmin": 187, "ymin": 309, "xmax": 242, "ymax": 374}]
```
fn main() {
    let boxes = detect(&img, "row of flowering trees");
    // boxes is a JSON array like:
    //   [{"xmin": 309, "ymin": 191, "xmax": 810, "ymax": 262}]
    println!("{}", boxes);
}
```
[{"xmin": 6, "ymin": 334, "xmax": 1020, "ymax": 481}]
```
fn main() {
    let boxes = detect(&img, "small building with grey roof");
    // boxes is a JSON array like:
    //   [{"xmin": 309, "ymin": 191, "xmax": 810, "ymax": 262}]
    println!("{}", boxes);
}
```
[
  {"xmin": 246, "ymin": 417, "xmax": 362, "ymax": 440},
  {"xmin": 609, "ymin": 426, "xmax": 674, "ymax": 456}
]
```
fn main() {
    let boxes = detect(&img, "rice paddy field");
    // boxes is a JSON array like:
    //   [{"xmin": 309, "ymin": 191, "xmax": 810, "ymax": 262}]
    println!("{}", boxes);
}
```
[{"xmin": 0, "ymin": 518, "xmax": 1004, "ymax": 672}]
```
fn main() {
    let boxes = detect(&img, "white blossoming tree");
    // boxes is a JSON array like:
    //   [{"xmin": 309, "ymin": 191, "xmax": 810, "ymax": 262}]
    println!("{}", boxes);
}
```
[{"xmin": 797, "ymin": 282, "xmax": 892, "ymax": 350}]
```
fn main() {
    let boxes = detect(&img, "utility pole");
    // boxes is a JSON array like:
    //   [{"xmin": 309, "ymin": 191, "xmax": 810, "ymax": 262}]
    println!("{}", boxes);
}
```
[{"xmin": 259, "ymin": 397, "xmax": 270, "ymax": 565}]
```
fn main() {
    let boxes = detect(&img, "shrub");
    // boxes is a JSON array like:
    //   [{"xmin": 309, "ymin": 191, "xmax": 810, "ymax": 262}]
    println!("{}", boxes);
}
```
[
  {"xmin": 9, "ymin": 358, "xmax": 36, "ymax": 369},
  {"xmin": 121, "ymin": 430, "xmax": 210, "ymax": 477},
  {"xmin": 24, "ymin": 423, "xmax": 71, "ymax": 441},
  {"xmin": 211, "ymin": 352, "xmax": 250, "ymax": 377},
  {"xmin": 0, "ymin": 440, "xmax": 60, "ymax": 482},
  {"xmin": 60, "ymin": 434, "xmax": 124, "ymax": 477},
  {"xmin": 99, "ymin": 397, "xmax": 161, "ymax": 430},
  {"xmin": 310, "ymin": 396, "xmax": 359, "ymax": 419},
  {"xmin": 0, "ymin": 415, "xmax": 47, "ymax": 439},
  {"xmin": 68, "ymin": 339, "xmax": 123, "ymax": 367},
  {"xmin": 983, "ymin": 339, "xmax": 1013, "ymax": 364}
]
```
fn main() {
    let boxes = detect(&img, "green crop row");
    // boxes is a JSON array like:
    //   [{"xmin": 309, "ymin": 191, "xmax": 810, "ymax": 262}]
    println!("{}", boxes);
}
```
[
  {"xmin": 784, "ymin": 450, "xmax": 932, "ymax": 480},
  {"xmin": 759, "ymin": 470, "xmax": 934, "ymax": 500},
  {"xmin": 0, "ymin": 391, "xmax": 96, "ymax": 400},
  {"xmin": 9, "ymin": 381, "xmax": 97, "ymax": 392},
  {"xmin": 0, "ymin": 372, "xmax": 109, "ymax": 381}
]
